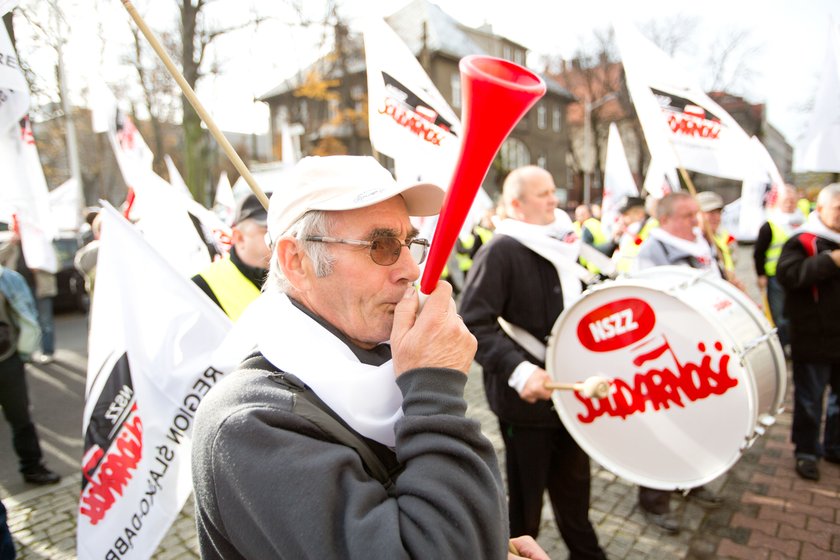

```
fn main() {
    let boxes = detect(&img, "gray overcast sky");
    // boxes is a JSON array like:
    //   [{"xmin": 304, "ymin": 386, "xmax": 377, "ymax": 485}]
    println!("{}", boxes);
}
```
[{"xmin": 14, "ymin": 0, "xmax": 840, "ymax": 150}]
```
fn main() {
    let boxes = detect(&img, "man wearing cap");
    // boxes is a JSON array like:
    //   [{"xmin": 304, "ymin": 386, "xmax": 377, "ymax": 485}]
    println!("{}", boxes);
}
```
[
  {"xmin": 191, "ymin": 156, "xmax": 547, "ymax": 560},
  {"xmin": 191, "ymin": 193, "xmax": 271, "ymax": 321},
  {"xmin": 458, "ymin": 166, "xmax": 606, "ymax": 559},
  {"xmin": 696, "ymin": 190, "xmax": 738, "ymax": 275},
  {"xmin": 609, "ymin": 196, "xmax": 653, "ymax": 274}
]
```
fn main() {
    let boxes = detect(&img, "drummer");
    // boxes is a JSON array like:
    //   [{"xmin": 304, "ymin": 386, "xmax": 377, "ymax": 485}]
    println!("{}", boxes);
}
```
[
  {"xmin": 459, "ymin": 165, "xmax": 607, "ymax": 559},
  {"xmin": 633, "ymin": 191, "xmax": 726, "ymax": 533}
]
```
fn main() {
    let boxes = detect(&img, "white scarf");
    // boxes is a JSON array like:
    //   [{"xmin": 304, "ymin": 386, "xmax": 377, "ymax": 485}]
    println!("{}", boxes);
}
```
[
  {"xmin": 799, "ymin": 212, "xmax": 840, "ymax": 244},
  {"xmin": 235, "ymin": 291, "xmax": 403, "ymax": 447},
  {"xmin": 648, "ymin": 227, "xmax": 719, "ymax": 275},
  {"xmin": 494, "ymin": 217, "xmax": 584, "ymax": 309},
  {"xmin": 767, "ymin": 209, "xmax": 806, "ymax": 236}
]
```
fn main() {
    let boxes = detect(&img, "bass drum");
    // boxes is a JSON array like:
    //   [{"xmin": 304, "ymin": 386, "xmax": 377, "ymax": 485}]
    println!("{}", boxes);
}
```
[{"xmin": 546, "ymin": 266, "xmax": 786, "ymax": 490}]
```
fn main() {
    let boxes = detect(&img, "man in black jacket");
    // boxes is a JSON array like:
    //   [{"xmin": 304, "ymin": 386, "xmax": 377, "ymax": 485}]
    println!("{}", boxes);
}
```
[
  {"xmin": 459, "ymin": 165, "xmax": 606, "ymax": 559},
  {"xmin": 777, "ymin": 183, "xmax": 840, "ymax": 481}
]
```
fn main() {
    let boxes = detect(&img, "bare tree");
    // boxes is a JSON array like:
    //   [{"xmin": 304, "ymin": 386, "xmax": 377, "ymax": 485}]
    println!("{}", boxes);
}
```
[{"xmin": 703, "ymin": 27, "xmax": 762, "ymax": 95}]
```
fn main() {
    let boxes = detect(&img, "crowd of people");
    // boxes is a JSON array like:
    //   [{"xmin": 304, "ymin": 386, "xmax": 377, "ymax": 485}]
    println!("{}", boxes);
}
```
[{"xmin": 2, "ymin": 154, "xmax": 839, "ymax": 559}]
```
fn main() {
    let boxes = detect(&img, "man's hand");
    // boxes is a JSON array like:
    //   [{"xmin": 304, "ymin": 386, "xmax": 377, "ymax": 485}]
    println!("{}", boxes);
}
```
[
  {"xmin": 830, "ymin": 249, "xmax": 840, "ymax": 268},
  {"xmin": 756, "ymin": 275, "xmax": 768, "ymax": 290},
  {"xmin": 519, "ymin": 368, "xmax": 553, "ymax": 403},
  {"xmin": 508, "ymin": 536, "xmax": 550, "ymax": 560},
  {"xmin": 390, "ymin": 282, "xmax": 476, "ymax": 376}
]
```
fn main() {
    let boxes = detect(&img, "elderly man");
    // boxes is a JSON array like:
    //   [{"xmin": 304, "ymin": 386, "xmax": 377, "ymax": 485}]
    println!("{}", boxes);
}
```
[
  {"xmin": 777, "ymin": 183, "xmax": 840, "ymax": 481},
  {"xmin": 459, "ymin": 166, "xmax": 606, "ymax": 559},
  {"xmin": 754, "ymin": 184, "xmax": 805, "ymax": 352},
  {"xmin": 191, "ymin": 193, "xmax": 272, "ymax": 321},
  {"xmin": 191, "ymin": 156, "xmax": 547, "ymax": 560},
  {"xmin": 632, "ymin": 191, "xmax": 724, "ymax": 532}
]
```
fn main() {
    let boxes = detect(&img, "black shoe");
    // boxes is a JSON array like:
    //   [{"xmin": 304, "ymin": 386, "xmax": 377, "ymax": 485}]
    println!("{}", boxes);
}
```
[
  {"xmin": 642, "ymin": 509, "xmax": 680, "ymax": 534},
  {"xmin": 687, "ymin": 486, "xmax": 725, "ymax": 507},
  {"xmin": 22, "ymin": 465, "xmax": 60, "ymax": 485},
  {"xmin": 795, "ymin": 458, "xmax": 820, "ymax": 481}
]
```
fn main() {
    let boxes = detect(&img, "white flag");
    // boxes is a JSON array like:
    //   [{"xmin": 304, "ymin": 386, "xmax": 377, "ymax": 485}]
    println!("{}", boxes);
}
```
[
  {"xmin": 642, "ymin": 155, "xmax": 680, "ymax": 200},
  {"xmin": 614, "ymin": 22, "xmax": 754, "ymax": 182},
  {"xmin": 213, "ymin": 171, "xmax": 235, "ymax": 226},
  {"xmin": 0, "ymin": 0, "xmax": 18, "ymax": 16},
  {"xmin": 0, "ymin": 117, "xmax": 57, "ymax": 272},
  {"xmin": 363, "ymin": 17, "xmax": 461, "ymax": 186},
  {"xmin": 77, "ymin": 204, "xmax": 233, "ymax": 560},
  {"xmin": 601, "ymin": 123, "xmax": 639, "ymax": 235},
  {"xmin": 0, "ymin": 21, "xmax": 27, "ymax": 132},
  {"xmin": 738, "ymin": 136, "xmax": 782, "ymax": 241},
  {"xmin": 164, "ymin": 155, "xmax": 194, "ymax": 199},
  {"xmin": 49, "ymin": 178, "xmax": 82, "ymax": 233},
  {"xmin": 794, "ymin": 22, "xmax": 840, "ymax": 172}
]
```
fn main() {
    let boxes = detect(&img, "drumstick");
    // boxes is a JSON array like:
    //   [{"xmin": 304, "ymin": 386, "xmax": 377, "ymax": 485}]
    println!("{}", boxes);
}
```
[{"xmin": 545, "ymin": 376, "xmax": 611, "ymax": 399}]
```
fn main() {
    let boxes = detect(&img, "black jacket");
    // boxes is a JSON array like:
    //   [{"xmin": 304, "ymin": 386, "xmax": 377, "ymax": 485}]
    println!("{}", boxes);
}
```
[
  {"xmin": 459, "ymin": 234, "xmax": 565, "ymax": 427},
  {"xmin": 776, "ymin": 232, "xmax": 840, "ymax": 362}
]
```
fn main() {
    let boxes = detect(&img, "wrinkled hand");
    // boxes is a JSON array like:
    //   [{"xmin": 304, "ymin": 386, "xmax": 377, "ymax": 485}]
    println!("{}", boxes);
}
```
[
  {"xmin": 390, "ymin": 282, "xmax": 476, "ymax": 376},
  {"xmin": 508, "ymin": 536, "xmax": 550, "ymax": 560},
  {"xmin": 519, "ymin": 368, "xmax": 553, "ymax": 403}
]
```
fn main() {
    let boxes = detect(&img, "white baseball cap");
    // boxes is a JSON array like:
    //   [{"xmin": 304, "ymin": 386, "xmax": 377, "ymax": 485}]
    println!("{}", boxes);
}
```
[{"xmin": 267, "ymin": 156, "xmax": 445, "ymax": 242}]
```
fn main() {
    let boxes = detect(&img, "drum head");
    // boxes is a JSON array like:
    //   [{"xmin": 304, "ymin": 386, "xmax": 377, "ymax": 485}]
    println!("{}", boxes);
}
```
[{"xmin": 547, "ymin": 273, "xmax": 760, "ymax": 490}]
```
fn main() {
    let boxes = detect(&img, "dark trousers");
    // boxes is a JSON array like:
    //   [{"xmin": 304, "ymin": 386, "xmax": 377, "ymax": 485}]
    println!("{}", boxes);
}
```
[
  {"xmin": 791, "ymin": 361, "xmax": 840, "ymax": 459},
  {"xmin": 766, "ymin": 276, "xmax": 789, "ymax": 347},
  {"xmin": 0, "ymin": 354, "xmax": 44, "ymax": 473},
  {"xmin": 500, "ymin": 421, "xmax": 605, "ymax": 560}
]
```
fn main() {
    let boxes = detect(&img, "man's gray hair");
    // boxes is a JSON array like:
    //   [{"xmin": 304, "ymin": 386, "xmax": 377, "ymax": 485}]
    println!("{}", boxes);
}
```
[
  {"xmin": 817, "ymin": 183, "xmax": 840, "ymax": 207},
  {"xmin": 266, "ymin": 210, "xmax": 336, "ymax": 293},
  {"xmin": 656, "ymin": 192, "xmax": 693, "ymax": 220}
]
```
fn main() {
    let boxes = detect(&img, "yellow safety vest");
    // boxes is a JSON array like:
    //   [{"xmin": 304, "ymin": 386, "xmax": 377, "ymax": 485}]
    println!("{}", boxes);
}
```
[
  {"xmin": 199, "ymin": 257, "xmax": 261, "ymax": 321},
  {"xmin": 614, "ymin": 218, "xmax": 657, "ymax": 274},
  {"xmin": 797, "ymin": 198, "xmax": 811, "ymax": 217},
  {"xmin": 764, "ymin": 221, "xmax": 788, "ymax": 277},
  {"xmin": 456, "ymin": 226, "xmax": 494, "ymax": 272},
  {"xmin": 713, "ymin": 230, "xmax": 735, "ymax": 273}
]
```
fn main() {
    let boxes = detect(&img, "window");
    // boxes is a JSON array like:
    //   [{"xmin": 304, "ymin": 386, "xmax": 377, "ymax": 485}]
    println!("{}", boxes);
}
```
[
  {"xmin": 537, "ymin": 154, "xmax": 547, "ymax": 168},
  {"xmin": 552, "ymin": 106, "xmax": 562, "ymax": 132},
  {"xmin": 500, "ymin": 137, "xmax": 530, "ymax": 170},
  {"xmin": 514, "ymin": 50, "xmax": 523, "ymax": 66},
  {"xmin": 451, "ymin": 72, "xmax": 461, "ymax": 109},
  {"xmin": 537, "ymin": 104, "xmax": 547, "ymax": 129},
  {"xmin": 503, "ymin": 45, "xmax": 512, "ymax": 61}
]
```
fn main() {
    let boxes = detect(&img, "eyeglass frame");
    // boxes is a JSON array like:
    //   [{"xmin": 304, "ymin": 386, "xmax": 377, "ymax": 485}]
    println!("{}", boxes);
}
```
[{"xmin": 304, "ymin": 235, "xmax": 430, "ymax": 266}]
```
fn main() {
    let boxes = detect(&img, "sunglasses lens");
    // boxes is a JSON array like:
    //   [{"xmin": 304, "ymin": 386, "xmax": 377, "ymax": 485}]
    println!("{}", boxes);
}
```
[
  {"xmin": 410, "ymin": 240, "xmax": 427, "ymax": 265},
  {"xmin": 370, "ymin": 237, "xmax": 401, "ymax": 265}
]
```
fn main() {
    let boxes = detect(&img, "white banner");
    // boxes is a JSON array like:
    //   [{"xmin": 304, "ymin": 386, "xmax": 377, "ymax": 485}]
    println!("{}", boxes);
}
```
[
  {"xmin": 0, "ymin": 117, "xmax": 57, "ymax": 272},
  {"xmin": 794, "ymin": 22, "xmax": 840, "ymax": 172},
  {"xmin": 363, "ymin": 16, "xmax": 461, "ymax": 187},
  {"xmin": 77, "ymin": 204, "xmax": 233, "ymax": 560},
  {"xmin": 164, "ymin": 155, "xmax": 193, "ymax": 199},
  {"xmin": 602, "ymin": 123, "xmax": 639, "ymax": 235},
  {"xmin": 49, "ymin": 178, "xmax": 81, "ymax": 233},
  {"xmin": 642, "ymin": 155, "xmax": 679, "ymax": 200},
  {"xmin": 614, "ymin": 22, "xmax": 754, "ymax": 182},
  {"xmin": 213, "ymin": 171, "xmax": 235, "ymax": 226},
  {"xmin": 0, "ymin": 20, "xmax": 27, "ymax": 132},
  {"xmin": 737, "ymin": 136, "xmax": 781, "ymax": 241},
  {"xmin": 0, "ymin": 0, "xmax": 17, "ymax": 16}
]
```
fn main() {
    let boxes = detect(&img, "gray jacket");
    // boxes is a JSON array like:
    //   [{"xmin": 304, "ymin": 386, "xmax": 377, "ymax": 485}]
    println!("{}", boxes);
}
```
[
  {"xmin": 635, "ymin": 237, "xmax": 709, "ymax": 271},
  {"xmin": 191, "ymin": 365, "xmax": 509, "ymax": 559}
]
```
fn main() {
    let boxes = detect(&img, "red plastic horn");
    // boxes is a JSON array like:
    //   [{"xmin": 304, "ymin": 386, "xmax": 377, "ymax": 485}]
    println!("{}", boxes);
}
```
[{"xmin": 419, "ymin": 55, "xmax": 546, "ymax": 295}]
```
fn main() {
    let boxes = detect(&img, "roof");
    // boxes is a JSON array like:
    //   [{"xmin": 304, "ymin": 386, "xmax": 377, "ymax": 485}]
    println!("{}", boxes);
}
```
[{"xmin": 258, "ymin": 0, "xmax": 573, "ymax": 102}]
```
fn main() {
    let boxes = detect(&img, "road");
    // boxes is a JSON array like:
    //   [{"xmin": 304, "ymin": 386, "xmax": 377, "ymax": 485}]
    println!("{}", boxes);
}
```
[{"xmin": 0, "ymin": 311, "xmax": 88, "ymax": 499}]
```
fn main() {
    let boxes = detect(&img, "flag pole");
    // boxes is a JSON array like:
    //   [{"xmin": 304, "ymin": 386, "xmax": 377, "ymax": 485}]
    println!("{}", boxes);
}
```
[{"xmin": 119, "ymin": 0, "xmax": 270, "ymax": 211}]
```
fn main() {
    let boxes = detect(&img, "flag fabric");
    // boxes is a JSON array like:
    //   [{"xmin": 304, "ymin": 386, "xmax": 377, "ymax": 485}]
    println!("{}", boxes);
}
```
[
  {"xmin": 164, "ymin": 155, "xmax": 194, "ymax": 199},
  {"xmin": 363, "ymin": 16, "xmax": 461, "ymax": 187},
  {"xmin": 601, "ymin": 123, "xmax": 639, "ymax": 235},
  {"xmin": 0, "ymin": 21, "xmax": 27, "ymax": 133},
  {"xmin": 77, "ymin": 204, "xmax": 233, "ymax": 560},
  {"xmin": 213, "ymin": 171, "xmax": 235, "ymax": 226},
  {"xmin": 614, "ymin": 22, "xmax": 754, "ymax": 182},
  {"xmin": 0, "ymin": 117, "xmax": 58, "ymax": 272},
  {"xmin": 737, "ymin": 136, "xmax": 783, "ymax": 241},
  {"xmin": 0, "ymin": 0, "xmax": 17, "ymax": 16},
  {"xmin": 641, "ymin": 155, "xmax": 679, "ymax": 199},
  {"xmin": 48, "ymin": 177, "xmax": 82, "ymax": 233},
  {"xmin": 794, "ymin": 22, "xmax": 840, "ymax": 172}
]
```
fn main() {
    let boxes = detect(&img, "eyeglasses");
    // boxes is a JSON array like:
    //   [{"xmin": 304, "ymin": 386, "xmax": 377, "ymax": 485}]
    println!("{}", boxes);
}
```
[{"xmin": 305, "ymin": 235, "xmax": 430, "ymax": 266}]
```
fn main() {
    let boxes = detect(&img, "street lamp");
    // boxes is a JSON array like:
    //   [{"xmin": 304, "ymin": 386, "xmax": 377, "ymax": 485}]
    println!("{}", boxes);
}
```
[{"xmin": 582, "ymin": 92, "xmax": 618, "ymax": 205}]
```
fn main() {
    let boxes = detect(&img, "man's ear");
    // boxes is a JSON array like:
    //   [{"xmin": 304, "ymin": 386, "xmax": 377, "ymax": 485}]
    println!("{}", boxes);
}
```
[{"xmin": 276, "ymin": 238, "xmax": 312, "ymax": 291}]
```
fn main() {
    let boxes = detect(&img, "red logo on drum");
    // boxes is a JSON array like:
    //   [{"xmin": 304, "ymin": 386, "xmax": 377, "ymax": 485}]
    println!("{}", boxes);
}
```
[{"xmin": 577, "ymin": 298, "xmax": 655, "ymax": 352}]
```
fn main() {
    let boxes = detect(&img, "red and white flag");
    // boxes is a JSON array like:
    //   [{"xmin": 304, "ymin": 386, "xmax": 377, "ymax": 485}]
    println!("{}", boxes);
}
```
[
  {"xmin": 77, "ymin": 204, "xmax": 233, "ymax": 560},
  {"xmin": 0, "ymin": 20, "xmax": 27, "ymax": 133},
  {"xmin": 615, "ymin": 22, "xmax": 753, "ymax": 182},
  {"xmin": 794, "ymin": 22, "xmax": 840, "ymax": 172},
  {"xmin": 0, "ymin": 116, "xmax": 58, "ymax": 272},
  {"xmin": 363, "ymin": 16, "xmax": 461, "ymax": 187},
  {"xmin": 601, "ymin": 123, "xmax": 639, "ymax": 235}
]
